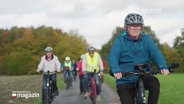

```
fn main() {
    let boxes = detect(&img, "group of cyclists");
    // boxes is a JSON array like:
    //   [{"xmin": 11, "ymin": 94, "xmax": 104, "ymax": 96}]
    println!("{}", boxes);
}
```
[
  {"xmin": 37, "ymin": 45, "xmax": 105, "ymax": 103},
  {"xmin": 37, "ymin": 13, "xmax": 170, "ymax": 104}
]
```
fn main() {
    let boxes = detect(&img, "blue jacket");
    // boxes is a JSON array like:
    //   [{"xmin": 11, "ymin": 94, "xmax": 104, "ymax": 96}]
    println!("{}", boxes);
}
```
[{"xmin": 108, "ymin": 31, "xmax": 168, "ymax": 85}]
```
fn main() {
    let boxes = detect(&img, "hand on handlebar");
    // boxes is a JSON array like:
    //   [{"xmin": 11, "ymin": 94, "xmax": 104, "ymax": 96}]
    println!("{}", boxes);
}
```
[
  {"xmin": 161, "ymin": 69, "xmax": 169, "ymax": 76},
  {"xmin": 100, "ymin": 72, "xmax": 104, "ymax": 76},
  {"xmin": 114, "ymin": 72, "xmax": 122, "ymax": 79},
  {"xmin": 57, "ymin": 70, "xmax": 61, "ymax": 73},
  {"xmin": 36, "ymin": 69, "xmax": 43, "ymax": 73},
  {"xmin": 36, "ymin": 69, "xmax": 39, "ymax": 73}
]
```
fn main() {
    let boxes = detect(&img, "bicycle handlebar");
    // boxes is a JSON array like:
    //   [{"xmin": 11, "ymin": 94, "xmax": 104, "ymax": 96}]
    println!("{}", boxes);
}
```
[
  {"xmin": 121, "ymin": 70, "xmax": 160, "ymax": 78},
  {"xmin": 39, "ymin": 70, "xmax": 58, "ymax": 74},
  {"xmin": 85, "ymin": 69, "xmax": 97, "ymax": 76}
]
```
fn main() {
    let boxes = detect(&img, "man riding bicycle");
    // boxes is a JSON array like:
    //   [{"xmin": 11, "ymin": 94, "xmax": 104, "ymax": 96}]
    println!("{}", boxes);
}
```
[
  {"xmin": 82, "ymin": 45, "xmax": 104, "ymax": 101},
  {"xmin": 108, "ymin": 13, "xmax": 169, "ymax": 104},
  {"xmin": 61, "ymin": 56, "xmax": 74, "ymax": 86},
  {"xmin": 36, "ymin": 47, "xmax": 61, "ymax": 104}
]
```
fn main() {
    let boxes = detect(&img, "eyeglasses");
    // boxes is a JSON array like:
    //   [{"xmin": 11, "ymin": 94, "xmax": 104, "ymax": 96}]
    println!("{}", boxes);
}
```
[
  {"xmin": 129, "ymin": 24, "xmax": 142, "ymax": 30},
  {"xmin": 89, "ymin": 51, "xmax": 94, "ymax": 54}
]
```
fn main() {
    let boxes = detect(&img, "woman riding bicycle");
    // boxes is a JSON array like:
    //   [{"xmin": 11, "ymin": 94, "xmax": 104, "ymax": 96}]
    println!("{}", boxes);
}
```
[
  {"xmin": 108, "ymin": 13, "xmax": 169, "ymax": 104},
  {"xmin": 82, "ymin": 45, "xmax": 104, "ymax": 101},
  {"xmin": 36, "ymin": 46, "xmax": 61, "ymax": 104}
]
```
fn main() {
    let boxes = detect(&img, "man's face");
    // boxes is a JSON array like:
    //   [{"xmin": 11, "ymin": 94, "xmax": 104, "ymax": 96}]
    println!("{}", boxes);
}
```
[
  {"xmin": 127, "ymin": 24, "xmax": 142, "ymax": 39},
  {"xmin": 89, "ymin": 51, "xmax": 94, "ymax": 57}
]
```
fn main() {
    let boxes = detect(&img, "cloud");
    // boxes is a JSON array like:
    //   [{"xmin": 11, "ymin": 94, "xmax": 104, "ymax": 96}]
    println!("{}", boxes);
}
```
[
  {"xmin": 145, "ymin": 16, "xmax": 183, "ymax": 47},
  {"xmin": 0, "ymin": 0, "xmax": 183, "ymax": 48}
]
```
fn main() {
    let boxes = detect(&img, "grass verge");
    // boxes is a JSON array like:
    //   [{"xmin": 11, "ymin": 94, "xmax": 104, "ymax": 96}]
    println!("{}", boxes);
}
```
[
  {"xmin": 104, "ymin": 73, "xmax": 184, "ymax": 104},
  {"xmin": 0, "ymin": 73, "xmax": 64, "ymax": 104}
]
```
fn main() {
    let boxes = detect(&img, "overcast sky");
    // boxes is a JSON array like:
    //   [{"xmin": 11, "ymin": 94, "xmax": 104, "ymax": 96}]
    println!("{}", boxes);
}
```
[{"xmin": 0, "ymin": 0, "xmax": 183, "ymax": 49}]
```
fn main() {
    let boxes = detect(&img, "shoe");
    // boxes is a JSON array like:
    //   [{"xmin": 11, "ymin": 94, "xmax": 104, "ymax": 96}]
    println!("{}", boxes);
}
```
[
  {"xmin": 96, "ymin": 95, "xmax": 101, "ymax": 101},
  {"xmin": 84, "ymin": 92, "xmax": 90, "ymax": 98}
]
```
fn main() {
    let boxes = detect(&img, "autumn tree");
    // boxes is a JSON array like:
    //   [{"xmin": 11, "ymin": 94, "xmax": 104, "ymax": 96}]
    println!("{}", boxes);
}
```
[{"xmin": 0, "ymin": 26, "xmax": 88, "ymax": 75}]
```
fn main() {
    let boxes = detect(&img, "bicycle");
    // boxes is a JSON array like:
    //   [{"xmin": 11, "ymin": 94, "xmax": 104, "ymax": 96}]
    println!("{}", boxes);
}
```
[
  {"xmin": 44, "ymin": 71, "xmax": 54, "ymax": 104},
  {"xmin": 85, "ymin": 70, "xmax": 97, "ymax": 104},
  {"xmin": 110, "ymin": 63, "xmax": 179, "ymax": 104},
  {"xmin": 64, "ymin": 67, "xmax": 72, "ymax": 90}
]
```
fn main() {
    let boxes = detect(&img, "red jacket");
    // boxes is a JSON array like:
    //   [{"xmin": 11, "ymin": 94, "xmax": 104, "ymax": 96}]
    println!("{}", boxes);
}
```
[
  {"xmin": 102, "ymin": 60, "xmax": 106, "ymax": 69},
  {"xmin": 77, "ymin": 60, "xmax": 83, "ymax": 76}
]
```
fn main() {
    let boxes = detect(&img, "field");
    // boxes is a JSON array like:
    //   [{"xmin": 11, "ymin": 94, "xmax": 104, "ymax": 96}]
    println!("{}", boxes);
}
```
[
  {"xmin": 0, "ymin": 74, "xmax": 64, "ymax": 104},
  {"xmin": 104, "ymin": 73, "xmax": 184, "ymax": 104}
]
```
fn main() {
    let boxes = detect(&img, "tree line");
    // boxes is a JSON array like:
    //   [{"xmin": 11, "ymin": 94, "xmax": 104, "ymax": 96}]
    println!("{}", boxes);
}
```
[
  {"xmin": 0, "ymin": 25, "xmax": 183, "ymax": 75},
  {"xmin": 0, "ymin": 26, "xmax": 88, "ymax": 75}
]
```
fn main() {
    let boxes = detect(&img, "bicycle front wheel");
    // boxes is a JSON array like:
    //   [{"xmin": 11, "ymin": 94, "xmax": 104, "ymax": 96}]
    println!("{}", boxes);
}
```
[
  {"xmin": 45, "ymin": 86, "xmax": 50, "ymax": 104},
  {"xmin": 90, "ymin": 80, "xmax": 96, "ymax": 104},
  {"xmin": 66, "ymin": 76, "xmax": 70, "ymax": 90},
  {"xmin": 90, "ymin": 96, "xmax": 96, "ymax": 104},
  {"xmin": 136, "ymin": 79, "xmax": 146, "ymax": 104}
]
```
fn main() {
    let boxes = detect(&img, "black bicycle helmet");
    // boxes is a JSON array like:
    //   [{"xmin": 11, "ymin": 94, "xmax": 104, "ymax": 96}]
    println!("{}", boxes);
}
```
[{"xmin": 124, "ymin": 13, "xmax": 144, "ymax": 25}]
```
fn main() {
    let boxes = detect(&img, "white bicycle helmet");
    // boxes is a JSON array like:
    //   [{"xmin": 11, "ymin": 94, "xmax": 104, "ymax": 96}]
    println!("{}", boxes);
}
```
[
  {"xmin": 88, "ymin": 45, "xmax": 95, "ymax": 51},
  {"xmin": 65, "ymin": 56, "xmax": 70, "ymax": 61},
  {"xmin": 45, "ymin": 47, "xmax": 53, "ymax": 52},
  {"xmin": 80, "ymin": 54, "xmax": 85, "ymax": 59}
]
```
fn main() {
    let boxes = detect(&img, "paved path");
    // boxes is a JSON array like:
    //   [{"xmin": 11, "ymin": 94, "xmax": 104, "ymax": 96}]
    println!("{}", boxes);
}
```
[{"xmin": 53, "ymin": 77, "xmax": 120, "ymax": 104}]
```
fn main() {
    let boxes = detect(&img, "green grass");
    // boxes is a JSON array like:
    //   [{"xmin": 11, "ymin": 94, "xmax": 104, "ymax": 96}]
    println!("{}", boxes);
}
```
[
  {"xmin": 0, "ymin": 74, "xmax": 65, "ymax": 104},
  {"xmin": 158, "ymin": 73, "xmax": 184, "ymax": 104},
  {"xmin": 104, "ymin": 73, "xmax": 184, "ymax": 104}
]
